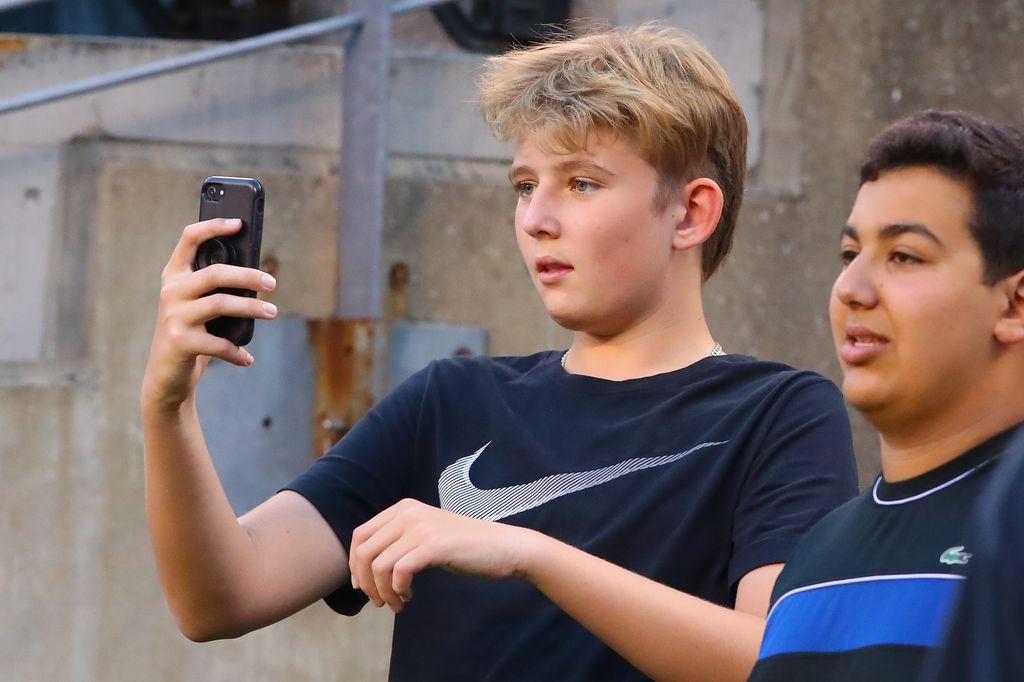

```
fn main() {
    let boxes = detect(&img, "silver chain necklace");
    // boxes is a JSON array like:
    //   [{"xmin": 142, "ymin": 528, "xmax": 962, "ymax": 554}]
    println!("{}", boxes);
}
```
[{"xmin": 560, "ymin": 342, "xmax": 724, "ymax": 368}]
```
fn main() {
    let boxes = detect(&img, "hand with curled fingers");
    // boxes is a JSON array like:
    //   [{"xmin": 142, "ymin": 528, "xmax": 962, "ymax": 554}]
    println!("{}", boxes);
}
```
[
  {"xmin": 348, "ymin": 498, "xmax": 542, "ymax": 614},
  {"xmin": 141, "ymin": 218, "xmax": 278, "ymax": 410}
]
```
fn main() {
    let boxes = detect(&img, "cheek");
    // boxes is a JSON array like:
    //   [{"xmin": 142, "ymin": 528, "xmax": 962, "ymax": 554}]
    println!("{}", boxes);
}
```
[
  {"xmin": 927, "ymin": 299, "xmax": 989, "ymax": 350},
  {"xmin": 600, "ymin": 214, "xmax": 668, "ymax": 267},
  {"xmin": 892, "ymin": 288, "xmax": 985, "ymax": 369},
  {"xmin": 581, "ymin": 223, "xmax": 630, "ymax": 272},
  {"xmin": 828, "ymin": 288, "xmax": 846, "ymax": 342},
  {"xmin": 598, "ymin": 224, "xmax": 652, "ymax": 270}
]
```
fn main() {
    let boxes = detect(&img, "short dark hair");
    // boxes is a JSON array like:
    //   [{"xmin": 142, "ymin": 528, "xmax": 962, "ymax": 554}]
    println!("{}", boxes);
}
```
[{"xmin": 860, "ymin": 109, "xmax": 1024, "ymax": 284}]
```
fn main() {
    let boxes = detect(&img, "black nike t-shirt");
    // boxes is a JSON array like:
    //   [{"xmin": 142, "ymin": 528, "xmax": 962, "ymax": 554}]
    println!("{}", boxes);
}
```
[{"xmin": 285, "ymin": 351, "xmax": 857, "ymax": 681}]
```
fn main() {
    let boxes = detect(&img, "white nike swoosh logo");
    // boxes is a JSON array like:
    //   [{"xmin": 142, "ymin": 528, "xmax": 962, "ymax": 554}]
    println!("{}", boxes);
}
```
[{"xmin": 437, "ymin": 440, "xmax": 728, "ymax": 521}]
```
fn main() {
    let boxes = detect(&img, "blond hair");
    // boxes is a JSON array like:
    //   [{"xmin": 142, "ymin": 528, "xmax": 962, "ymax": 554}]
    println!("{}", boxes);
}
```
[{"xmin": 478, "ymin": 24, "xmax": 747, "ymax": 281}]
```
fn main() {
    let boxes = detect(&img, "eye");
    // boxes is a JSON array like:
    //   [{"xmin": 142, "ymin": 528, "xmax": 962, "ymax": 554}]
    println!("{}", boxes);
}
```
[
  {"xmin": 571, "ymin": 178, "xmax": 599, "ymax": 193},
  {"xmin": 839, "ymin": 248, "xmax": 859, "ymax": 266},
  {"xmin": 513, "ymin": 181, "xmax": 535, "ymax": 198},
  {"xmin": 890, "ymin": 250, "xmax": 922, "ymax": 265}
]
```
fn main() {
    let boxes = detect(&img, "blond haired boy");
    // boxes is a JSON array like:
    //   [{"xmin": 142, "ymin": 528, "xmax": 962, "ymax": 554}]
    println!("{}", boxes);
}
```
[{"xmin": 143, "ymin": 26, "xmax": 855, "ymax": 681}]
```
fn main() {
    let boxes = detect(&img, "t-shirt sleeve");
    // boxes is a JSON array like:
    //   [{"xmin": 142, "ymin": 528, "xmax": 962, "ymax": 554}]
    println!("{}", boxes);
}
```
[
  {"xmin": 282, "ymin": 363, "xmax": 433, "ymax": 615},
  {"xmin": 728, "ymin": 375, "xmax": 858, "ymax": 589}
]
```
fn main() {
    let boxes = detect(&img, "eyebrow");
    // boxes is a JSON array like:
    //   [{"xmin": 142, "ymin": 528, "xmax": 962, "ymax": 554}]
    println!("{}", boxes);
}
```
[
  {"xmin": 841, "ymin": 223, "xmax": 944, "ymax": 246},
  {"xmin": 508, "ymin": 159, "xmax": 618, "ymax": 184},
  {"xmin": 507, "ymin": 165, "xmax": 529, "ymax": 184}
]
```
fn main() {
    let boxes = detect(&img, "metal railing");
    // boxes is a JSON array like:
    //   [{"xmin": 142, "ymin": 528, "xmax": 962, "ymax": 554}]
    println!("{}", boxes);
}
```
[
  {"xmin": 0, "ymin": 0, "xmax": 455, "ymax": 319},
  {"xmin": 0, "ymin": 0, "xmax": 50, "ymax": 13},
  {"xmin": 0, "ymin": 0, "xmax": 447, "ymax": 116}
]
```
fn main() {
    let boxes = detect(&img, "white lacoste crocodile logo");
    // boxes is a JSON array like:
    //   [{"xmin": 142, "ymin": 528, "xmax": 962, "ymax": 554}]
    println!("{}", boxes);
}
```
[
  {"xmin": 437, "ymin": 440, "xmax": 728, "ymax": 521},
  {"xmin": 940, "ymin": 545, "xmax": 972, "ymax": 565}
]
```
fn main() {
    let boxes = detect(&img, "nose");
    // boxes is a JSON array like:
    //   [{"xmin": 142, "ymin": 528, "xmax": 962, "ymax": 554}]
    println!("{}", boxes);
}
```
[
  {"xmin": 832, "ymin": 254, "xmax": 879, "ymax": 310},
  {"xmin": 517, "ymin": 186, "xmax": 562, "ymax": 240}
]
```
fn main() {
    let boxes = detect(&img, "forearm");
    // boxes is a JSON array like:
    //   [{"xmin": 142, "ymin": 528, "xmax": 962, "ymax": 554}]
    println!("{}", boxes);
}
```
[
  {"xmin": 142, "ymin": 396, "xmax": 261, "ymax": 639},
  {"xmin": 519, "ymin": 532, "xmax": 764, "ymax": 682}
]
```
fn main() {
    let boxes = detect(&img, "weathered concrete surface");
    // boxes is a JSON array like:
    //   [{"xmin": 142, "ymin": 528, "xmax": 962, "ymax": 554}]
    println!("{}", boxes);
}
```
[
  {"xmin": 1, "ymin": 139, "xmax": 395, "ymax": 682},
  {"xmin": 6, "ymin": 1, "xmax": 1024, "ymax": 678},
  {"xmin": 0, "ymin": 108, "xmax": 544, "ymax": 681},
  {"xmin": 724, "ymin": 0, "xmax": 1024, "ymax": 481},
  {"xmin": 384, "ymin": 155, "xmax": 569, "ymax": 355},
  {"xmin": 616, "ymin": 0, "xmax": 764, "ymax": 168},
  {"xmin": 0, "ymin": 145, "xmax": 60, "ymax": 362}
]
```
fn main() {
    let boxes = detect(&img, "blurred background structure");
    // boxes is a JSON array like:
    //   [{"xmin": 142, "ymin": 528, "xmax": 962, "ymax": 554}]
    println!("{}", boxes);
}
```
[{"xmin": 2, "ymin": 0, "xmax": 1022, "ymax": 679}]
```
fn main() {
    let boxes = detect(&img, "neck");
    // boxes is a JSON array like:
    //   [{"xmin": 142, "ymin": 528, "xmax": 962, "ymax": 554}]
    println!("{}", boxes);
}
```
[
  {"xmin": 564, "ymin": 304, "xmax": 716, "ymax": 381},
  {"xmin": 877, "ymin": 378, "xmax": 1024, "ymax": 482}
]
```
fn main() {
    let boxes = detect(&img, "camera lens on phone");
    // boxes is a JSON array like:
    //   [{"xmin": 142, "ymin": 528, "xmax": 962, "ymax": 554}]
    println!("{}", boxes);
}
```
[{"xmin": 204, "ymin": 184, "xmax": 220, "ymax": 200}]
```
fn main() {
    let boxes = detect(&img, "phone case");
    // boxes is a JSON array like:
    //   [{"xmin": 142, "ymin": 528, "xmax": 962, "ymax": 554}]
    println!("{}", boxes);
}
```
[{"xmin": 194, "ymin": 176, "xmax": 265, "ymax": 347}]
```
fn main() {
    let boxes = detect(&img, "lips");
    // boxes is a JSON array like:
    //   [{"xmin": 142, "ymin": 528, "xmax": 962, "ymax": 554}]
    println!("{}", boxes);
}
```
[
  {"xmin": 535, "ymin": 255, "xmax": 573, "ymax": 285},
  {"xmin": 839, "ymin": 324, "xmax": 890, "ymax": 365}
]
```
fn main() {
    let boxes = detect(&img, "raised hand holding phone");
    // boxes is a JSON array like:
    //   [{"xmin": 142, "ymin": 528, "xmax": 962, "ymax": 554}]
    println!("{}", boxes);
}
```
[
  {"xmin": 194, "ymin": 177, "xmax": 266, "ymax": 347},
  {"xmin": 141, "ymin": 177, "xmax": 275, "ymax": 411}
]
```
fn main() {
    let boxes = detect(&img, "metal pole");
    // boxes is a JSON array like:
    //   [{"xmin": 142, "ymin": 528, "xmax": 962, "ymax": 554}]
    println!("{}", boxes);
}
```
[
  {"xmin": 0, "ymin": 12, "xmax": 365, "ymax": 116},
  {"xmin": 332, "ymin": 0, "xmax": 450, "ymax": 320},
  {"xmin": 336, "ymin": 0, "xmax": 391, "ymax": 319}
]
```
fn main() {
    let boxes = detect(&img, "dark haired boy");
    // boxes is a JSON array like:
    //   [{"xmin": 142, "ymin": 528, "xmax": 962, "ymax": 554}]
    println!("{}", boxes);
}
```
[{"xmin": 749, "ymin": 109, "xmax": 1024, "ymax": 681}]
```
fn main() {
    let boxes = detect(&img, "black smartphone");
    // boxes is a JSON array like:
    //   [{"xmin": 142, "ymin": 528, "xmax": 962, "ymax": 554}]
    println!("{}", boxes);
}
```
[{"xmin": 194, "ymin": 176, "xmax": 265, "ymax": 347}]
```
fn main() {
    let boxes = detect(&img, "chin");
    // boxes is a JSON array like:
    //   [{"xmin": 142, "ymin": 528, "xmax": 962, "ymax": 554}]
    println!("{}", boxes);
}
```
[
  {"xmin": 546, "ymin": 307, "xmax": 625, "ymax": 337},
  {"xmin": 546, "ymin": 308, "xmax": 588, "ymax": 332},
  {"xmin": 841, "ymin": 376, "xmax": 893, "ymax": 421}
]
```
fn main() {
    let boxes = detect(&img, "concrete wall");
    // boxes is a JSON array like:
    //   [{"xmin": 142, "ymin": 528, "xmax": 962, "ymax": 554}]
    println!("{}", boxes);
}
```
[
  {"xmin": 0, "ymin": 37, "xmax": 397, "ymax": 682},
  {"xmin": 0, "ymin": 28, "xmax": 554, "ymax": 681},
  {"xmin": 4, "ymin": 1, "xmax": 1024, "ymax": 679}
]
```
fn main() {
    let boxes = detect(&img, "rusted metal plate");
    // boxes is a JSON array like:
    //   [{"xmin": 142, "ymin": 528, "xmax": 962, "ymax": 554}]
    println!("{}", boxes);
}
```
[
  {"xmin": 307, "ymin": 318, "xmax": 380, "ymax": 453},
  {"xmin": 192, "ymin": 317, "xmax": 385, "ymax": 510},
  {"xmin": 0, "ymin": 36, "xmax": 29, "ymax": 55}
]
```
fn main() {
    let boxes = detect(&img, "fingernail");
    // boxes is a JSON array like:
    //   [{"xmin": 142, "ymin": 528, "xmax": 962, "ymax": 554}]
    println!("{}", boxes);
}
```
[
  {"xmin": 260, "ymin": 273, "xmax": 276, "ymax": 289},
  {"xmin": 226, "ymin": 218, "xmax": 241, "ymax": 227},
  {"xmin": 262, "ymin": 302, "xmax": 278, "ymax": 317},
  {"xmin": 351, "ymin": 575, "xmax": 359, "ymax": 590},
  {"xmin": 245, "ymin": 352, "xmax": 255, "ymax": 366}
]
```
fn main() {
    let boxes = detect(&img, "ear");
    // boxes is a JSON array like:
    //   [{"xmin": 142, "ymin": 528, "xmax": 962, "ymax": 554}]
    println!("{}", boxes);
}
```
[
  {"xmin": 994, "ymin": 270, "xmax": 1024, "ymax": 344},
  {"xmin": 671, "ymin": 177, "xmax": 725, "ymax": 251}
]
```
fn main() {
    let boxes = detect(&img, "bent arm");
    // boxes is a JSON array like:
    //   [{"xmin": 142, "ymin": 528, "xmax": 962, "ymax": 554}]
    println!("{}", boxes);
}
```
[
  {"xmin": 143, "ymin": 396, "xmax": 348, "ymax": 641},
  {"xmin": 351, "ymin": 500, "xmax": 775, "ymax": 682},
  {"xmin": 143, "ymin": 218, "xmax": 348, "ymax": 640},
  {"xmin": 518, "ymin": 533, "xmax": 773, "ymax": 682}
]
